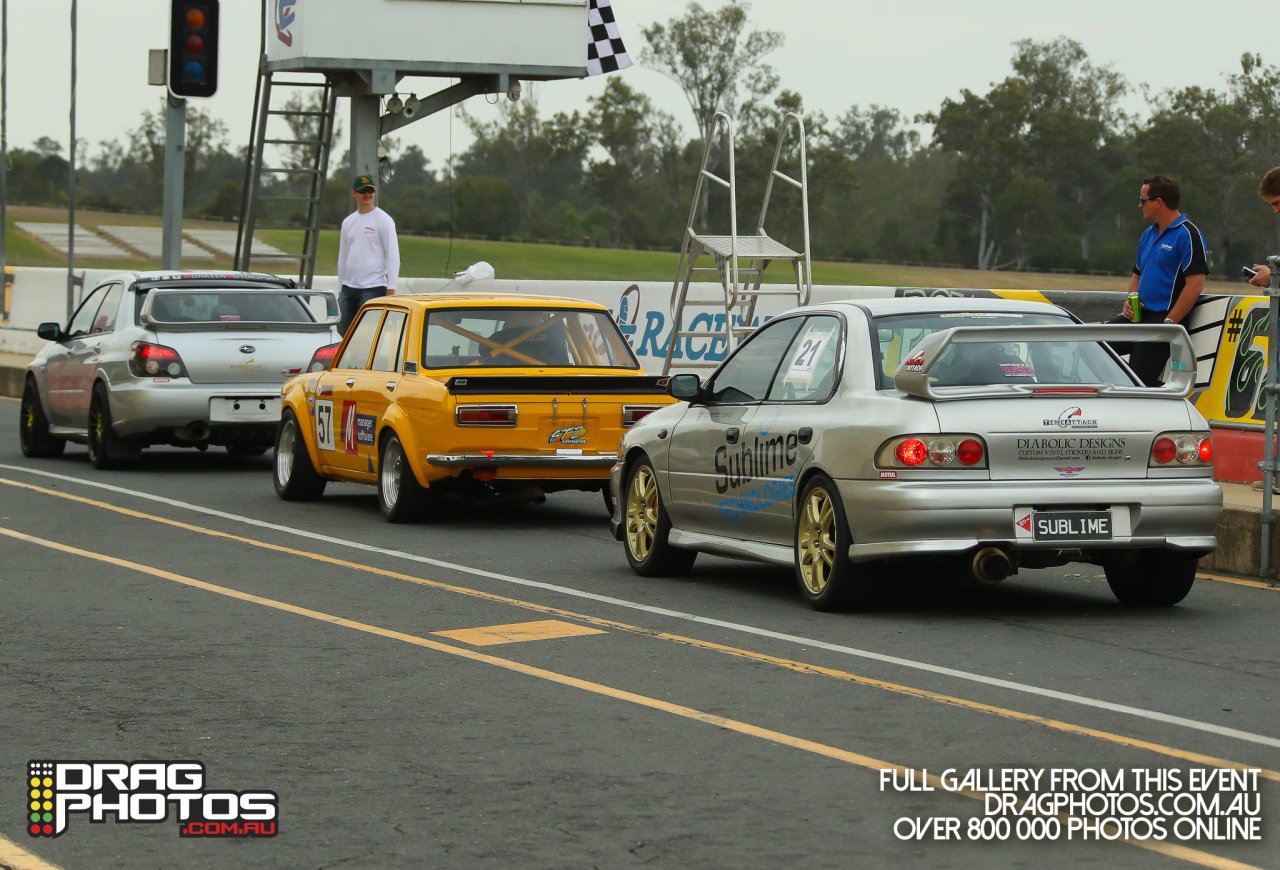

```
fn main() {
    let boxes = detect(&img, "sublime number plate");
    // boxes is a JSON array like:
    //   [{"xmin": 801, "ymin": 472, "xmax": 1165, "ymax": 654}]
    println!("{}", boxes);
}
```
[{"xmin": 1032, "ymin": 510, "xmax": 1112, "ymax": 542}]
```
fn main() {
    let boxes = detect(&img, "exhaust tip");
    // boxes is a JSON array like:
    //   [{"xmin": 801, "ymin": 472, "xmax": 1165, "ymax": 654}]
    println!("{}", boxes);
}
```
[{"xmin": 972, "ymin": 546, "xmax": 1012, "ymax": 583}]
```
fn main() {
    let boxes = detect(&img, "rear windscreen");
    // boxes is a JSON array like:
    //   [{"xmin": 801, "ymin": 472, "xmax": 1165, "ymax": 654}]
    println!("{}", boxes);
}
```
[
  {"xmin": 422, "ymin": 307, "xmax": 640, "ymax": 369},
  {"xmin": 873, "ymin": 312, "xmax": 1137, "ymax": 389},
  {"xmin": 142, "ymin": 291, "xmax": 317, "ymax": 324}
]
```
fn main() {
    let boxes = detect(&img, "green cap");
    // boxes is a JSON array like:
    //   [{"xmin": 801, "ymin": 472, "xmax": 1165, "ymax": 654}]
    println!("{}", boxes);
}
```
[{"xmin": 352, "ymin": 175, "xmax": 377, "ymax": 192}]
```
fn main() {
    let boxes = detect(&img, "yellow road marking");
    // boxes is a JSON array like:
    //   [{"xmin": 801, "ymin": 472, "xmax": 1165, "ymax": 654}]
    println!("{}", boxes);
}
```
[
  {"xmin": 2, "ymin": 475, "xmax": 1278, "ymax": 787},
  {"xmin": 434, "ymin": 619, "xmax": 606, "ymax": 646},
  {"xmin": 0, "ymin": 832, "xmax": 66, "ymax": 870},
  {"xmin": 1195, "ymin": 571, "xmax": 1278, "ymax": 591},
  {"xmin": 0, "ymin": 525, "xmax": 1259, "ymax": 870}
]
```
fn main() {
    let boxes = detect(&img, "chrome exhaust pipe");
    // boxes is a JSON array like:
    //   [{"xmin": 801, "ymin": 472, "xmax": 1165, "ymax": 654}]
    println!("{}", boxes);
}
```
[
  {"xmin": 175, "ymin": 421, "xmax": 211, "ymax": 442},
  {"xmin": 971, "ymin": 546, "xmax": 1012, "ymax": 583}
]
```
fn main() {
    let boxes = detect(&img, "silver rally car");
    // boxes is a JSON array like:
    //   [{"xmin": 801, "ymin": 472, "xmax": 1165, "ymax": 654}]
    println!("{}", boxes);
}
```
[
  {"xmin": 19, "ymin": 270, "xmax": 340, "ymax": 468},
  {"xmin": 610, "ymin": 298, "xmax": 1222, "ymax": 610}
]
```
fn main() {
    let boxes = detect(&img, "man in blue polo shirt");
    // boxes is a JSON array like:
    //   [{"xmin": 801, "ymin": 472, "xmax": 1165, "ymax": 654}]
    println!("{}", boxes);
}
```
[{"xmin": 1109, "ymin": 175, "xmax": 1209, "ymax": 386}]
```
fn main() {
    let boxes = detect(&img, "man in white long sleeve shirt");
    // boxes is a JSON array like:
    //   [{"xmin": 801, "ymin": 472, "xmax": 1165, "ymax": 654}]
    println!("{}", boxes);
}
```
[{"xmin": 337, "ymin": 174, "xmax": 400, "ymax": 333}]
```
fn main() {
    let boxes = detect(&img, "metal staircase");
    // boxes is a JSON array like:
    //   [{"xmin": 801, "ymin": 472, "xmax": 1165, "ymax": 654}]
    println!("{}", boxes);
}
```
[
  {"xmin": 236, "ymin": 70, "xmax": 338, "ymax": 287},
  {"xmin": 663, "ymin": 111, "xmax": 812, "ymax": 375}
]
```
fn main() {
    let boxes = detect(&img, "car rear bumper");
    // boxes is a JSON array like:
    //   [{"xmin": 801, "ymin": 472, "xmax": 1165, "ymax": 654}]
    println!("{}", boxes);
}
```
[
  {"xmin": 838, "ymin": 477, "xmax": 1223, "ymax": 562},
  {"xmin": 106, "ymin": 379, "xmax": 283, "ymax": 437}
]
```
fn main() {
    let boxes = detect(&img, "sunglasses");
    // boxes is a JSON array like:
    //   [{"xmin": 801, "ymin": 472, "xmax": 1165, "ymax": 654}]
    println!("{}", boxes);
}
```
[
  {"xmin": 357, "ymin": 188, "xmax": 376, "ymax": 194},
  {"xmin": 1138, "ymin": 195, "xmax": 1160, "ymax": 205}
]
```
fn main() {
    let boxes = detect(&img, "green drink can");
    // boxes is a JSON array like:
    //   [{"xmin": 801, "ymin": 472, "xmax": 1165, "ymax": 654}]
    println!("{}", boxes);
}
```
[{"xmin": 1127, "ymin": 292, "xmax": 1142, "ymax": 323}]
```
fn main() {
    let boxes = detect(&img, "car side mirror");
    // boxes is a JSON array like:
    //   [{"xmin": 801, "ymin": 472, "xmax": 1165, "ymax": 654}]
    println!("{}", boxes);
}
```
[
  {"xmin": 37, "ymin": 322, "xmax": 64, "ymax": 342},
  {"xmin": 668, "ymin": 373, "xmax": 701, "ymax": 401}
]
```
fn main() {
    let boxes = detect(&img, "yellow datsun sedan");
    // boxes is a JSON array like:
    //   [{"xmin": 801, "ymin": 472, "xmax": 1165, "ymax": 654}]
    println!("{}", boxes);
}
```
[{"xmin": 272, "ymin": 293, "xmax": 673, "ymax": 521}]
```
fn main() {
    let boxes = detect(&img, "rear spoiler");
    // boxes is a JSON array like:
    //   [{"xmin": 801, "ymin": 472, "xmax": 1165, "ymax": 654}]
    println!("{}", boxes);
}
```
[
  {"xmin": 140, "ymin": 287, "xmax": 339, "ymax": 331},
  {"xmin": 893, "ymin": 324, "xmax": 1196, "ymax": 400},
  {"xmin": 445, "ymin": 375, "xmax": 670, "ymax": 395}
]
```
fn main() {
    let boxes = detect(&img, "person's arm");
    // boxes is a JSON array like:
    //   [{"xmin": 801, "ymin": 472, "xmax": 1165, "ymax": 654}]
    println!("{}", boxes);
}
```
[
  {"xmin": 1166, "ymin": 274, "xmax": 1205, "ymax": 324},
  {"xmin": 1250, "ymin": 264, "xmax": 1272, "ymax": 288},
  {"xmin": 382, "ymin": 213, "xmax": 400, "ymax": 294},
  {"xmin": 336, "ymin": 216, "xmax": 350, "ymax": 286}
]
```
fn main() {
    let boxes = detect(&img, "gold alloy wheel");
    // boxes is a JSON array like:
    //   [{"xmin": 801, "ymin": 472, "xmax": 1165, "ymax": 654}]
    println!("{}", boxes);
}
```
[
  {"xmin": 797, "ymin": 486, "xmax": 837, "ymax": 595},
  {"xmin": 625, "ymin": 465, "xmax": 658, "ymax": 561}
]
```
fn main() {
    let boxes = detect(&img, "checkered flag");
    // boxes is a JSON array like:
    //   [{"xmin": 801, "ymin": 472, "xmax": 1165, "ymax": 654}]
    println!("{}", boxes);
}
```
[{"xmin": 586, "ymin": 0, "xmax": 632, "ymax": 76}]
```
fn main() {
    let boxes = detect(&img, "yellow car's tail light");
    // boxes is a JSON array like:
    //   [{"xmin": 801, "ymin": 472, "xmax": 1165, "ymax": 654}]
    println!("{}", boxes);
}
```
[{"xmin": 456, "ymin": 405, "xmax": 518, "ymax": 427}]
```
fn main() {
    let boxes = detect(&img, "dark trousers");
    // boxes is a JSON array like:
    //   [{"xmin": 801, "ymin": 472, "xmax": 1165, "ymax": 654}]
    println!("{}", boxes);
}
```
[
  {"xmin": 338, "ymin": 285, "xmax": 388, "ymax": 335},
  {"xmin": 1106, "ymin": 306, "xmax": 1169, "ymax": 387}
]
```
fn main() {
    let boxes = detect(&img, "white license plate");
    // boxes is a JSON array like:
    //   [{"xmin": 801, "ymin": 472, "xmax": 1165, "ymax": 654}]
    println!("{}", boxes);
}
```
[
  {"xmin": 1032, "ymin": 510, "xmax": 1113, "ymax": 542},
  {"xmin": 209, "ymin": 397, "xmax": 281, "ymax": 423}
]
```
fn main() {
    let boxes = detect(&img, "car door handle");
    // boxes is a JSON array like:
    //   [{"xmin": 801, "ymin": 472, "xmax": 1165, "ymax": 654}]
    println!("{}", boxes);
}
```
[
  {"xmin": 345, "ymin": 378, "xmax": 356, "ymax": 388},
  {"xmin": 798, "ymin": 427, "xmax": 813, "ymax": 444},
  {"xmin": 725, "ymin": 427, "xmax": 740, "ymax": 444},
  {"xmin": 384, "ymin": 381, "xmax": 397, "ymax": 391}
]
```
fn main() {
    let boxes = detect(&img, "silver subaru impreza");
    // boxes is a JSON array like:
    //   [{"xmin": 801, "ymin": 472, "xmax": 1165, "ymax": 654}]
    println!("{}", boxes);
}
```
[
  {"xmin": 610, "ymin": 298, "xmax": 1222, "ymax": 610},
  {"xmin": 19, "ymin": 270, "xmax": 340, "ymax": 468}
]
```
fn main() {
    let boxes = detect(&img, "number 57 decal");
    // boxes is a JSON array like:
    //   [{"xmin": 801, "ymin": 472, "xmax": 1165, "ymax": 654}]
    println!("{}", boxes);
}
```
[{"xmin": 315, "ymin": 399, "xmax": 335, "ymax": 451}]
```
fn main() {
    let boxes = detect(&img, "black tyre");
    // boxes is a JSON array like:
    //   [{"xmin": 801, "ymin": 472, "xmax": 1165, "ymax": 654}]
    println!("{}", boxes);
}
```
[
  {"xmin": 86, "ymin": 385, "xmax": 140, "ymax": 470},
  {"xmin": 227, "ymin": 444, "xmax": 270, "ymax": 457},
  {"xmin": 794, "ymin": 473, "xmax": 877, "ymax": 611},
  {"xmin": 273, "ymin": 410, "xmax": 327, "ymax": 500},
  {"xmin": 1104, "ymin": 550, "xmax": 1198, "ymax": 606},
  {"xmin": 622, "ymin": 458, "xmax": 696, "ymax": 576},
  {"xmin": 378, "ymin": 432, "xmax": 428, "ymax": 523},
  {"xmin": 19, "ymin": 378, "xmax": 65, "ymax": 458}
]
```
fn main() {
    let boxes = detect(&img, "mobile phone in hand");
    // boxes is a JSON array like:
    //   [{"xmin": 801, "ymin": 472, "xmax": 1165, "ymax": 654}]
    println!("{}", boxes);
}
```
[{"xmin": 1242, "ymin": 265, "xmax": 1258, "ymax": 278}]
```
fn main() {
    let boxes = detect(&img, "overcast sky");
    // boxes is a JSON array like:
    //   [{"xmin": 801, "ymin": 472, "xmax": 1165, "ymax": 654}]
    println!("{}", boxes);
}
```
[{"xmin": 3, "ymin": 0, "xmax": 1276, "ymax": 177}]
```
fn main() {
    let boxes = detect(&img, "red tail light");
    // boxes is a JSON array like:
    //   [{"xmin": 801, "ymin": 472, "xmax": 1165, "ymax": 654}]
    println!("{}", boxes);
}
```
[
  {"xmin": 1198, "ymin": 437, "xmax": 1213, "ymax": 463},
  {"xmin": 896, "ymin": 439, "xmax": 928, "ymax": 466},
  {"xmin": 1151, "ymin": 436, "xmax": 1176, "ymax": 464},
  {"xmin": 623, "ymin": 405, "xmax": 661, "ymax": 427},
  {"xmin": 957, "ymin": 438, "xmax": 984, "ymax": 466},
  {"xmin": 881, "ymin": 434, "xmax": 988, "ymax": 469},
  {"xmin": 129, "ymin": 341, "xmax": 188, "ymax": 378},
  {"xmin": 456, "ymin": 405, "xmax": 518, "ymax": 426},
  {"xmin": 307, "ymin": 343, "xmax": 341, "ymax": 373}
]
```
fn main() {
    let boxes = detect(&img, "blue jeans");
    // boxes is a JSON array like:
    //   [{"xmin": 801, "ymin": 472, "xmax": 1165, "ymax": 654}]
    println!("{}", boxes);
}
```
[{"xmin": 338, "ymin": 285, "xmax": 388, "ymax": 335}]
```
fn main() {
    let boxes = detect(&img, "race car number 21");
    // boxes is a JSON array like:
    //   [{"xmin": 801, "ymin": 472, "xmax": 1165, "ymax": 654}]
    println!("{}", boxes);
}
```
[{"xmin": 315, "ymin": 399, "xmax": 335, "ymax": 451}]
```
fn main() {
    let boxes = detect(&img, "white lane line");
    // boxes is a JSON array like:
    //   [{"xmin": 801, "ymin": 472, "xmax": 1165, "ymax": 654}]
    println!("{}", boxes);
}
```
[{"xmin": 5, "ymin": 462, "xmax": 1279, "ymax": 751}]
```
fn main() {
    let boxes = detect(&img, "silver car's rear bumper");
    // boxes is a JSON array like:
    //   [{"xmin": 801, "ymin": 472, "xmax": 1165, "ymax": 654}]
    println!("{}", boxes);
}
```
[
  {"xmin": 838, "ymin": 477, "xmax": 1222, "ymax": 562},
  {"xmin": 106, "ymin": 378, "xmax": 282, "ymax": 437}
]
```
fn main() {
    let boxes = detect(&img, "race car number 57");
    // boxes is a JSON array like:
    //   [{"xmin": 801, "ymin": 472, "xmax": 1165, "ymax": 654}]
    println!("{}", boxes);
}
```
[{"xmin": 315, "ymin": 399, "xmax": 335, "ymax": 451}]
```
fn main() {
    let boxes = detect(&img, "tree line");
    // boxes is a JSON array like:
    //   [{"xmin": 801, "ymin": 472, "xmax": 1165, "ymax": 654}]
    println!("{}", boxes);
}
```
[{"xmin": 6, "ymin": 0, "xmax": 1280, "ymax": 277}]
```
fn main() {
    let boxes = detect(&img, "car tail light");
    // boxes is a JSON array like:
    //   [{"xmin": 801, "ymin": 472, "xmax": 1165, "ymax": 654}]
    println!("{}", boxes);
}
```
[
  {"xmin": 307, "ymin": 343, "xmax": 341, "ymax": 373},
  {"xmin": 881, "ymin": 434, "xmax": 988, "ymax": 469},
  {"xmin": 957, "ymin": 438, "xmax": 985, "ymax": 466},
  {"xmin": 896, "ymin": 438, "xmax": 928, "ymax": 466},
  {"xmin": 623, "ymin": 405, "xmax": 661, "ymax": 427},
  {"xmin": 129, "ymin": 341, "xmax": 188, "ymax": 378},
  {"xmin": 1149, "ymin": 431, "xmax": 1212, "ymax": 466},
  {"xmin": 456, "ymin": 405, "xmax": 518, "ymax": 426}
]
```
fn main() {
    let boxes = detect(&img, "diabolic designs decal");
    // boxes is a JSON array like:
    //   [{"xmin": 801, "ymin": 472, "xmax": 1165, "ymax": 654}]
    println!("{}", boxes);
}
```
[{"xmin": 275, "ymin": 0, "xmax": 295, "ymax": 46}]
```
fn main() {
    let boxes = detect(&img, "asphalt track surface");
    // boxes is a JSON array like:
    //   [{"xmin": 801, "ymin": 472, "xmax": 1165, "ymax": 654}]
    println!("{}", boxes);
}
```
[{"xmin": 0, "ymin": 396, "xmax": 1277, "ymax": 870}]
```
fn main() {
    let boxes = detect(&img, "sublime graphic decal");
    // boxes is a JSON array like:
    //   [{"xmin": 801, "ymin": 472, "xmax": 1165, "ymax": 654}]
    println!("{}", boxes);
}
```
[{"xmin": 715, "ymin": 431, "xmax": 801, "ymax": 519}]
